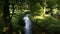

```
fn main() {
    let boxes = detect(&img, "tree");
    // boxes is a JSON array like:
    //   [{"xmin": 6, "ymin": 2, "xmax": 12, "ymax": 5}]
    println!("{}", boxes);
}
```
[{"xmin": 3, "ymin": 0, "xmax": 13, "ymax": 34}]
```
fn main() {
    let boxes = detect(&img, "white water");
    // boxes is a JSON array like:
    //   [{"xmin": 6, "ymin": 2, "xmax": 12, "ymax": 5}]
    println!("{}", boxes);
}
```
[{"xmin": 23, "ymin": 14, "xmax": 32, "ymax": 34}]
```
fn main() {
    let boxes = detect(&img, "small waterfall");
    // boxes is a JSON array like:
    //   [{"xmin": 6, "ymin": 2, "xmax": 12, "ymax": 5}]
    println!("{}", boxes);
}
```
[{"xmin": 23, "ymin": 14, "xmax": 32, "ymax": 34}]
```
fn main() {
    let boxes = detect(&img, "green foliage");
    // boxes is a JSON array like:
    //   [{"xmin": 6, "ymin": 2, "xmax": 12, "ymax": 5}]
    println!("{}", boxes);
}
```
[
  {"xmin": 47, "ymin": 0, "xmax": 56, "ymax": 7},
  {"xmin": 30, "ymin": 15, "xmax": 60, "ymax": 34},
  {"xmin": 0, "ymin": 0, "xmax": 60, "ymax": 34}
]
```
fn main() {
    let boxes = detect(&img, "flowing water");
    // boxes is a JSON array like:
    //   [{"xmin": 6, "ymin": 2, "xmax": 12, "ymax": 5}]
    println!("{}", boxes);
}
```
[{"xmin": 23, "ymin": 14, "xmax": 32, "ymax": 34}]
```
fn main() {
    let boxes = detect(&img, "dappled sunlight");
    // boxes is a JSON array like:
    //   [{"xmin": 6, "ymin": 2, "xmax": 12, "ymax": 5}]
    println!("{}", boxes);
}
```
[
  {"xmin": 34, "ymin": 14, "xmax": 45, "ymax": 19},
  {"xmin": 33, "ymin": 14, "xmax": 51, "ymax": 19},
  {"xmin": 1, "ymin": 0, "xmax": 60, "ymax": 34},
  {"xmin": 23, "ymin": 10, "xmax": 30, "ymax": 12},
  {"xmin": 52, "ymin": 8, "xmax": 58, "ymax": 14},
  {"xmin": 44, "ymin": 14, "xmax": 51, "ymax": 17},
  {"xmin": 3, "ymin": 27, "xmax": 8, "ymax": 32},
  {"xmin": 22, "ymin": 10, "xmax": 30, "ymax": 13}
]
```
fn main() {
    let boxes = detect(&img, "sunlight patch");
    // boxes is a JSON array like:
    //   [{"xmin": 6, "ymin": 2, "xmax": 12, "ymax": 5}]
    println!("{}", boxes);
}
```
[
  {"xmin": 44, "ymin": 14, "xmax": 51, "ymax": 17},
  {"xmin": 34, "ymin": 14, "xmax": 45, "ymax": 19}
]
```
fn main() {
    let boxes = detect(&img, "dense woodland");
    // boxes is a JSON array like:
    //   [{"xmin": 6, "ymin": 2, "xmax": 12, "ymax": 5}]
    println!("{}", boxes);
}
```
[{"xmin": 0, "ymin": 0, "xmax": 60, "ymax": 34}]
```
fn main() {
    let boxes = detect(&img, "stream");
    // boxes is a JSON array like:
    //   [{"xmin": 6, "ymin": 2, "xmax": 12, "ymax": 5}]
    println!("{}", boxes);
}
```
[{"xmin": 23, "ymin": 14, "xmax": 32, "ymax": 34}]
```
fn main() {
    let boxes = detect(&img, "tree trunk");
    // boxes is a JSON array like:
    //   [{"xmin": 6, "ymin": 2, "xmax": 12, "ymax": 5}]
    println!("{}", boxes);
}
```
[{"xmin": 3, "ymin": 0, "xmax": 12, "ymax": 34}]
